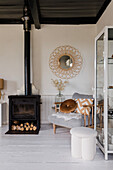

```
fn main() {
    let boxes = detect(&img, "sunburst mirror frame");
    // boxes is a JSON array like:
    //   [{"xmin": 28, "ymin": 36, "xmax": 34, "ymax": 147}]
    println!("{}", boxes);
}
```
[{"xmin": 49, "ymin": 45, "xmax": 83, "ymax": 79}]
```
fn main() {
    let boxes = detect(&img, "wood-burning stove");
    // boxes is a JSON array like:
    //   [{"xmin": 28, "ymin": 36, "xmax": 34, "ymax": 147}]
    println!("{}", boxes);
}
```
[
  {"xmin": 6, "ymin": 95, "xmax": 41, "ymax": 134},
  {"xmin": 6, "ymin": 5, "xmax": 41, "ymax": 134}
]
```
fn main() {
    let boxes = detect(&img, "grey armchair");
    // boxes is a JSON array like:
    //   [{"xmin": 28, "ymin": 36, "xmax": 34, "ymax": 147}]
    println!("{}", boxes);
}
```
[{"xmin": 48, "ymin": 92, "xmax": 94, "ymax": 133}]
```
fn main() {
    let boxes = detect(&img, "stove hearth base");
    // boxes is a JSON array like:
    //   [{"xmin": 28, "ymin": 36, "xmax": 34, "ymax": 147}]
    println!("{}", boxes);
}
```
[{"xmin": 5, "ymin": 130, "xmax": 39, "ymax": 135}]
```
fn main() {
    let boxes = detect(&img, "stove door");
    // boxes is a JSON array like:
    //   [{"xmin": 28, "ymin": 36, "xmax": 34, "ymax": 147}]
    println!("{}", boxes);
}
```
[{"xmin": 12, "ymin": 99, "xmax": 36, "ymax": 120}]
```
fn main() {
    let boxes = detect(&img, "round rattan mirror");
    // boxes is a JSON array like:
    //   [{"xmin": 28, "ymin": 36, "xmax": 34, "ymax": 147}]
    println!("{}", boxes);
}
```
[
  {"xmin": 58, "ymin": 55, "xmax": 73, "ymax": 70},
  {"xmin": 49, "ymin": 45, "xmax": 83, "ymax": 79}
]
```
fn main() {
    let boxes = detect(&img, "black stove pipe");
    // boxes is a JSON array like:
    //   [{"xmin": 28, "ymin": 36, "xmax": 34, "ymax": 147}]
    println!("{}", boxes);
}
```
[
  {"xmin": 24, "ymin": 30, "xmax": 31, "ymax": 95},
  {"xmin": 22, "ymin": 13, "xmax": 32, "ymax": 95}
]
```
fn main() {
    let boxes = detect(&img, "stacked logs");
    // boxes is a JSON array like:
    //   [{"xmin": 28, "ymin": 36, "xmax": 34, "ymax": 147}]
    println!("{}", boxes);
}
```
[{"xmin": 11, "ymin": 122, "xmax": 37, "ymax": 131}]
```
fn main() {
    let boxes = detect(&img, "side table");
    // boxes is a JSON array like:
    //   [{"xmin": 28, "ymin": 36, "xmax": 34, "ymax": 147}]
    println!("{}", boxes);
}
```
[
  {"xmin": 0, "ymin": 102, "xmax": 7, "ymax": 127},
  {"xmin": 54, "ymin": 102, "xmax": 62, "ymax": 112}
]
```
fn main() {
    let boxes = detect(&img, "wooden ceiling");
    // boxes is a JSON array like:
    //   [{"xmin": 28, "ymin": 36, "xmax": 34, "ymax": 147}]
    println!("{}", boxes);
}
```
[{"xmin": 0, "ymin": 0, "xmax": 111, "ymax": 29}]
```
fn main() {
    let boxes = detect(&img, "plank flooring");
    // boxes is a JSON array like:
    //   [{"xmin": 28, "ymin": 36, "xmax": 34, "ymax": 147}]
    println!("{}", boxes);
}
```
[{"xmin": 0, "ymin": 124, "xmax": 113, "ymax": 170}]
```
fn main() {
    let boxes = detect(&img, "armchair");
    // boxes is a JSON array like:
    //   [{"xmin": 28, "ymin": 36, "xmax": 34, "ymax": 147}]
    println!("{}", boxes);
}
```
[{"xmin": 48, "ymin": 93, "xmax": 94, "ymax": 134}]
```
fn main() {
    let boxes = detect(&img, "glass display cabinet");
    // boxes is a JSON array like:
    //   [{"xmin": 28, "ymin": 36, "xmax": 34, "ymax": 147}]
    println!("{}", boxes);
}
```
[{"xmin": 94, "ymin": 26, "xmax": 113, "ymax": 160}]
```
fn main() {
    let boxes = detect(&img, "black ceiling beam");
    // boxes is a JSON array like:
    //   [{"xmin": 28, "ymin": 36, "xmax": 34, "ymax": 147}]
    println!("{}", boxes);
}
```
[
  {"xmin": 96, "ymin": 0, "xmax": 111, "ymax": 23},
  {"xmin": 0, "ymin": 18, "xmax": 34, "ymax": 24},
  {"xmin": 40, "ymin": 17, "xmax": 96, "ymax": 25},
  {"xmin": 0, "ymin": 19, "xmax": 23, "ymax": 24},
  {"xmin": 28, "ymin": 0, "xmax": 40, "ymax": 29},
  {"xmin": 0, "ymin": 17, "xmax": 96, "ymax": 25}
]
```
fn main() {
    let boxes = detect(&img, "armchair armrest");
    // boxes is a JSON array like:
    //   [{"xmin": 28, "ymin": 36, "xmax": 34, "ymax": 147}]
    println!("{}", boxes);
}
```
[
  {"xmin": 83, "ymin": 104, "xmax": 94, "ymax": 108},
  {"xmin": 83, "ymin": 104, "xmax": 94, "ymax": 127}
]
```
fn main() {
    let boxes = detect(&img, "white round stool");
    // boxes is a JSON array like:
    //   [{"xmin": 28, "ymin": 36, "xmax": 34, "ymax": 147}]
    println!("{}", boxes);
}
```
[{"xmin": 70, "ymin": 127, "xmax": 97, "ymax": 160}]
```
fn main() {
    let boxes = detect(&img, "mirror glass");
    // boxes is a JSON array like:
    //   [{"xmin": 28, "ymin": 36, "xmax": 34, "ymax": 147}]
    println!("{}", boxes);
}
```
[{"xmin": 59, "ymin": 55, "xmax": 73, "ymax": 70}]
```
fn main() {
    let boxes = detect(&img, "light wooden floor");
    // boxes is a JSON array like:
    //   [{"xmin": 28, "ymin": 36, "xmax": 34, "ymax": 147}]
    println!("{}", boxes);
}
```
[{"xmin": 0, "ymin": 125, "xmax": 113, "ymax": 170}]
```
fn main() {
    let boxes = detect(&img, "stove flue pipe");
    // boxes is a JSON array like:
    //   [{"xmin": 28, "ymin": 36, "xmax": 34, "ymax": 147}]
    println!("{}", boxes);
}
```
[{"xmin": 22, "ymin": 8, "xmax": 32, "ymax": 95}]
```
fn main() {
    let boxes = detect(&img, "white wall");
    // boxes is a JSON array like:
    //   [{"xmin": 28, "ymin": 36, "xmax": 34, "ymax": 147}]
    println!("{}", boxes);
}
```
[
  {"xmin": 32, "ymin": 25, "xmax": 96, "ymax": 96},
  {"xmin": 0, "ymin": 25, "xmax": 96, "ymax": 98},
  {"xmin": 0, "ymin": 25, "xmax": 24, "ymax": 123},
  {"xmin": 96, "ymin": 1, "xmax": 113, "ymax": 34},
  {"xmin": 0, "ymin": 25, "xmax": 24, "ymax": 99}
]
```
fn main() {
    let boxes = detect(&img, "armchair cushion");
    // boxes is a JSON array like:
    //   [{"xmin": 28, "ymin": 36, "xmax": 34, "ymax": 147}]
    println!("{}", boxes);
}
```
[
  {"xmin": 48, "ymin": 111, "xmax": 82, "ymax": 129},
  {"xmin": 74, "ymin": 99, "xmax": 93, "ymax": 115},
  {"xmin": 52, "ymin": 112, "xmax": 82, "ymax": 121},
  {"xmin": 60, "ymin": 99, "xmax": 77, "ymax": 113},
  {"xmin": 72, "ymin": 92, "xmax": 93, "ymax": 99}
]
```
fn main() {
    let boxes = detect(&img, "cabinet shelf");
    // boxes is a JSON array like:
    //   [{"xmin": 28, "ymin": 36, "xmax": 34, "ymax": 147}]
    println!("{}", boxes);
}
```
[
  {"xmin": 97, "ymin": 58, "xmax": 113, "ymax": 64},
  {"xmin": 97, "ymin": 87, "xmax": 103, "ymax": 89},
  {"xmin": 108, "ymin": 58, "xmax": 113, "ymax": 59},
  {"xmin": 97, "ymin": 87, "xmax": 113, "ymax": 90}
]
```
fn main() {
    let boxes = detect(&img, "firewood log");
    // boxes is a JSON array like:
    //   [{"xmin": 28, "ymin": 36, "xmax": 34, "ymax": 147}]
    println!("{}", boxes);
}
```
[
  {"xmin": 16, "ymin": 125, "xmax": 20, "ymax": 131},
  {"xmin": 11, "ymin": 125, "xmax": 16, "ymax": 131},
  {"xmin": 33, "ymin": 126, "xmax": 37, "ymax": 131},
  {"xmin": 24, "ymin": 125, "xmax": 27, "ymax": 128},
  {"xmin": 20, "ymin": 127, "xmax": 24, "ymax": 131},
  {"xmin": 26, "ymin": 127, "xmax": 29, "ymax": 131},
  {"xmin": 20, "ymin": 123, "xmax": 23, "ymax": 127},
  {"xmin": 24, "ymin": 122, "xmax": 30, "ymax": 128},
  {"xmin": 30, "ymin": 123, "xmax": 33, "ymax": 128},
  {"xmin": 26, "ymin": 122, "xmax": 29, "ymax": 126},
  {"xmin": 30, "ymin": 127, "xmax": 33, "ymax": 131},
  {"xmin": 13, "ymin": 120, "xmax": 19, "ymax": 124}
]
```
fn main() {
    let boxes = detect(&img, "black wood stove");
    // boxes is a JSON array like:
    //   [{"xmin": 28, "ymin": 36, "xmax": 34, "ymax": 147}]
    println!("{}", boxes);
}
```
[
  {"xmin": 6, "ymin": 95, "xmax": 41, "ymax": 134},
  {"xmin": 6, "ymin": 5, "xmax": 41, "ymax": 134}
]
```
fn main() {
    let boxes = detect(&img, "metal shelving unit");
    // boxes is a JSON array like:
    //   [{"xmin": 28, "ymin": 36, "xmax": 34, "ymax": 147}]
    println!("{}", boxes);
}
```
[{"xmin": 94, "ymin": 26, "xmax": 113, "ymax": 160}]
